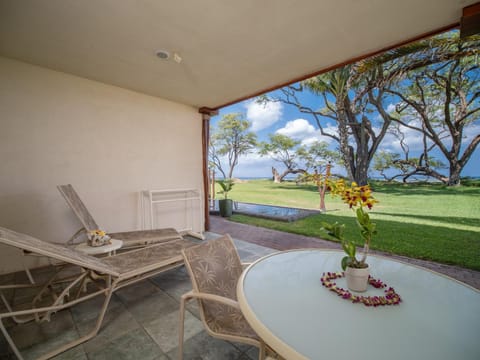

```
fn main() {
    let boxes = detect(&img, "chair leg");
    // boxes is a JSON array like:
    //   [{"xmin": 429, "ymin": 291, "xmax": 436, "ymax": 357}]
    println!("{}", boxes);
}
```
[
  {"xmin": 0, "ymin": 318, "xmax": 24, "ymax": 360},
  {"xmin": 178, "ymin": 293, "xmax": 189, "ymax": 360},
  {"xmin": 259, "ymin": 341, "xmax": 266, "ymax": 360},
  {"xmin": 22, "ymin": 251, "xmax": 35, "ymax": 284},
  {"xmin": 37, "ymin": 280, "xmax": 117, "ymax": 360}
]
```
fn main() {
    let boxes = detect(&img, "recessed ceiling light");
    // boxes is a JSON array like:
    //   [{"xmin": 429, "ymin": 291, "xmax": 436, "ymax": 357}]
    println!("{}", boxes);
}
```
[{"xmin": 155, "ymin": 50, "xmax": 170, "ymax": 60}]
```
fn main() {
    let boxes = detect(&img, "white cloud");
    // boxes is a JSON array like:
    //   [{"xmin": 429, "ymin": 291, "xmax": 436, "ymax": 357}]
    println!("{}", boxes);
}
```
[
  {"xmin": 386, "ymin": 103, "xmax": 397, "ymax": 113},
  {"xmin": 212, "ymin": 151, "xmax": 275, "ymax": 178},
  {"xmin": 245, "ymin": 100, "xmax": 282, "ymax": 131},
  {"xmin": 380, "ymin": 120, "xmax": 429, "ymax": 153},
  {"xmin": 464, "ymin": 123, "xmax": 480, "ymax": 143},
  {"xmin": 321, "ymin": 124, "xmax": 338, "ymax": 140},
  {"xmin": 236, "ymin": 153, "xmax": 277, "ymax": 178},
  {"xmin": 380, "ymin": 102, "xmax": 480, "ymax": 153},
  {"xmin": 276, "ymin": 119, "xmax": 315, "ymax": 138},
  {"xmin": 236, "ymin": 151, "xmax": 267, "ymax": 165},
  {"xmin": 276, "ymin": 119, "xmax": 335, "ymax": 145}
]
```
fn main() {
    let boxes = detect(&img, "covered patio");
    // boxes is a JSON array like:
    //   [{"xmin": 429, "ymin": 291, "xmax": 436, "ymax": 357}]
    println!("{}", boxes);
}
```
[
  {"xmin": 1, "ymin": 1, "xmax": 479, "ymax": 359},
  {"xmin": 0, "ymin": 230, "xmax": 277, "ymax": 360},
  {"xmin": 1, "ymin": 218, "xmax": 479, "ymax": 359}
]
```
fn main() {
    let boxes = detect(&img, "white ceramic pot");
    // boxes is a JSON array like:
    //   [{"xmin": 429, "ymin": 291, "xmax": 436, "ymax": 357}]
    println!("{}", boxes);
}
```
[{"xmin": 345, "ymin": 266, "xmax": 369, "ymax": 292}]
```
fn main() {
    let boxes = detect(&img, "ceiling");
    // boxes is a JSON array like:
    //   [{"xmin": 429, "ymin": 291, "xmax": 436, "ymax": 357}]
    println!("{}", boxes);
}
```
[{"xmin": 0, "ymin": 0, "xmax": 476, "ymax": 109}]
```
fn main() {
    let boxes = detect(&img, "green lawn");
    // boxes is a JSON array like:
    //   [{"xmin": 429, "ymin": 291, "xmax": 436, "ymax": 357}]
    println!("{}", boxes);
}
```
[{"xmin": 218, "ymin": 180, "xmax": 480, "ymax": 271}]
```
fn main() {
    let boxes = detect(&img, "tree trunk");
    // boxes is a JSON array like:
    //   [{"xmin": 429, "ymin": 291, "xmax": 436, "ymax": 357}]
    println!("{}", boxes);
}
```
[
  {"xmin": 337, "ymin": 112, "xmax": 355, "ymax": 182},
  {"xmin": 319, "ymin": 184, "xmax": 327, "ymax": 212},
  {"xmin": 447, "ymin": 163, "xmax": 462, "ymax": 186},
  {"xmin": 272, "ymin": 167, "xmax": 282, "ymax": 183},
  {"xmin": 272, "ymin": 167, "xmax": 307, "ymax": 183},
  {"xmin": 354, "ymin": 159, "xmax": 370, "ymax": 186}
]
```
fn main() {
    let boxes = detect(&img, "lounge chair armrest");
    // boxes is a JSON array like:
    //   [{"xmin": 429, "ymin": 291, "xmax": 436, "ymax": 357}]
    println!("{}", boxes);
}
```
[{"xmin": 181, "ymin": 290, "xmax": 240, "ymax": 310}]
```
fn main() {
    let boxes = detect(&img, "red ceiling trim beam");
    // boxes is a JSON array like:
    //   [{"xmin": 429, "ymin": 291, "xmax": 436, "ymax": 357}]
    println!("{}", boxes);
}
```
[
  {"xmin": 461, "ymin": 2, "xmax": 480, "ymax": 38},
  {"xmin": 199, "ymin": 107, "xmax": 218, "ymax": 231},
  {"xmin": 213, "ymin": 23, "xmax": 459, "ymax": 111}
]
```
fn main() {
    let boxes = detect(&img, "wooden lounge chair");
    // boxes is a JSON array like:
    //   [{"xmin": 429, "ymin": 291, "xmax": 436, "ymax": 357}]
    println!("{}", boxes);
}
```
[
  {"xmin": 57, "ymin": 184, "xmax": 184, "ymax": 249},
  {"xmin": 0, "ymin": 226, "xmax": 196, "ymax": 360}
]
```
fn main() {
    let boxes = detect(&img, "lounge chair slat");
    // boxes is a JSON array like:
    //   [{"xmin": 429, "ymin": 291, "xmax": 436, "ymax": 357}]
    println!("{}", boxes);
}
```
[
  {"xmin": 102, "ymin": 238, "xmax": 196, "ymax": 280},
  {"xmin": 57, "ymin": 184, "xmax": 99, "ymax": 231},
  {"xmin": 0, "ymin": 225, "xmax": 198, "ymax": 360},
  {"xmin": 0, "ymin": 227, "xmax": 119, "ymax": 277},
  {"xmin": 110, "ymin": 228, "xmax": 182, "ymax": 246},
  {"xmin": 57, "ymin": 184, "xmax": 185, "ymax": 247}
]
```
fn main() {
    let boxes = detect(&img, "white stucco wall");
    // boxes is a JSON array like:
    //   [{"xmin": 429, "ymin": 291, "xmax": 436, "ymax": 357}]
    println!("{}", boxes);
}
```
[{"xmin": 0, "ymin": 57, "xmax": 204, "ymax": 274}]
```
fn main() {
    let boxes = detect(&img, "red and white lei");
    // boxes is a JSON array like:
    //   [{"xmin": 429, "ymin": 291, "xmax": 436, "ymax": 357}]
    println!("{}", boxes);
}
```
[{"xmin": 321, "ymin": 272, "xmax": 402, "ymax": 307}]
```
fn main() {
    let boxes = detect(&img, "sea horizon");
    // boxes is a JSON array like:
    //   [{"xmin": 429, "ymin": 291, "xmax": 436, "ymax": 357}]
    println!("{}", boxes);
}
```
[{"xmin": 214, "ymin": 175, "xmax": 480, "ymax": 181}]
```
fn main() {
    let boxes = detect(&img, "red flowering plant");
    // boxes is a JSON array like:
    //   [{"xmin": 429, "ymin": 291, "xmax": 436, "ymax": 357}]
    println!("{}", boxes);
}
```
[{"xmin": 321, "ymin": 179, "xmax": 378, "ymax": 270}]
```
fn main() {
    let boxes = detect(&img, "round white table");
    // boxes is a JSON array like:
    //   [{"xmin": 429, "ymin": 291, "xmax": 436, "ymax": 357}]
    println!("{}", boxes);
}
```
[
  {"xmin": 75, "ymin": 239, "xmax": 123, "ymax": 256},
  {"xmin": 237, "ymin": 249, "xmax": 480, "ymax": 360}
]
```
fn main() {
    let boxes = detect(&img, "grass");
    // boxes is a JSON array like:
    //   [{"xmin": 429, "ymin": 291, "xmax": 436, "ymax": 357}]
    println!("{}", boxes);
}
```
[{"xmin": 218, "ymin": 179, "xmax": 480, "ymax": 271}]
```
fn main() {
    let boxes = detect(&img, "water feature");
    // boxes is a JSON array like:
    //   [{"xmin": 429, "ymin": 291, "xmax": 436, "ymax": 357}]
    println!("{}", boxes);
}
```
[{"xmin": 210, "ymin": 201, "xmax": 319, "ymax": 222}]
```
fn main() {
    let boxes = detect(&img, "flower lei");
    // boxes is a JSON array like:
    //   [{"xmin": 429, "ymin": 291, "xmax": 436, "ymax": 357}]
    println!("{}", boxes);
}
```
[
  {"xmin": 321, "ymin": 272, "xmax": 401, "ymax": 307},
  {"xmin": 89, "ymin": 229, "xmax": 108, "ymax": 237}
]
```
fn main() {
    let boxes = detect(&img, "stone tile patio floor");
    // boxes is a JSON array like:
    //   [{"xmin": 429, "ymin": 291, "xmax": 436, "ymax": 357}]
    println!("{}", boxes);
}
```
[
  {"xmin": 1, "ymin": 215, "xmax": 479, "ymax": 359},
  {"xmin": 0, "ymin": 233, "xmax": 276, "ymax": 360}
]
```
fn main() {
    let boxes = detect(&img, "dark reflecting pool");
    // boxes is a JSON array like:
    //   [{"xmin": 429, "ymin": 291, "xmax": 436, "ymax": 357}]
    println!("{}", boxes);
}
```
[{"xmin": 211, "ymin": 201, "xmax": 319, "ymax": 222}]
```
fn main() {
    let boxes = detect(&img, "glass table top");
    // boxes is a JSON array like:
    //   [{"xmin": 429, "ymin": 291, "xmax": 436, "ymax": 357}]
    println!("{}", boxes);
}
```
[{"xmin": 238, "ymin": 249, "xmax": 480, "ymax": 360}]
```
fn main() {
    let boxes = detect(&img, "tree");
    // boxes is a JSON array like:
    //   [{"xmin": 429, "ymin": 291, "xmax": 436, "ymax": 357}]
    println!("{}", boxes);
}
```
[
  {"xmin": 258, "ymin": 134, "xmax": 306, "ymax": 183},
  {"xmin": 209, "ymin": 141, "xmax": 227, "ymax": 179},
  {"xmin": 365, "ymin": 32, "xmax": 480, "ymax": 185},
  {"xmin": 298, "ymin": 163, "xmax": 333, "ymax": 212},
  {"xmin": 372, "ymin": 123, "xmax": 447, "ymax": 182},
  {"xmin": 259, "ymin": 136, "xmax": 337, "ymax": 183},
  {"xmin": 296, "ymin": 140, "xmax": 340, "ymax": 210},
  {"xmin": 373, "ymin": 150, "xmax": 446, "ymax": 182},
  {"xmin": 386, "ymin": 45, "xmax": 479, "ymax": 185},
  {"xmin": 296, "ymin": 140, "xmax": 340, "ymax": 171},
  {"xmin": 209, "ymin": 113, "xmax": 257, "ymax": 179},
  {"xmin": 261, "ymin": 32, "xmax": 479, "ymax": 186},
  {"xmin": 262, "ymin": 63, "xmax": 393, "ymax": 186}
]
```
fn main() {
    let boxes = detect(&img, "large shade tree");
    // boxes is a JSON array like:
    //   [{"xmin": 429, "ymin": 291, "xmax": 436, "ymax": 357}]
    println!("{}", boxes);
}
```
[
  {"xmin": 209, "ymin": 113, "xmax": 257, "ymax": 179},
  {"xmin": 262, "ymin": 63, "xmax": 393, "ymax": 186},
  {"xmin": 377, "ymin": 34, "xmax": 480, "ymax": 185},
  {"xmin": 261, "ymin": 32, "xmax": 479, "ymax": 186},
  {"xmin": 296, "ymin": 140, "xmax": 340, "ymax": 172},
  {"xmin": 307, "ymin": 67, "xmax": 394, "ymax": 186},
  {"xmin": 259, "ymin": 135, "xmax": 337, "ymax": 183},
  {"xmin": 258, "ymin": 134, "xmax": 304, "ymax": 183}
]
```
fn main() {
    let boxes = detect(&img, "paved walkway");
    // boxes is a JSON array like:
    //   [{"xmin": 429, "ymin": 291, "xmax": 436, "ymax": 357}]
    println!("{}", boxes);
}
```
[{"xmin": 210, "ymin": 215, "xmax": 480, "ymax": 290}]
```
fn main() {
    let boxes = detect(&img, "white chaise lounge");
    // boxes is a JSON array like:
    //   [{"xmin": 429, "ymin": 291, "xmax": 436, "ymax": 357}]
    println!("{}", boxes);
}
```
[{"xmin": 0, "ymin": 226, "xmax": 196, "ymax": 359}]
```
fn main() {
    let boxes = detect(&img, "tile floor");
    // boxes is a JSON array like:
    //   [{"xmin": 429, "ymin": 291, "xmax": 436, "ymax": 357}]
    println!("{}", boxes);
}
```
[
  {"xmin": 4, "ymin": 222, "xmax": 479, "ymax": 360},
  {"xmin": 0, "ymin": 234, "xmax": 276, "ymax": 360}
]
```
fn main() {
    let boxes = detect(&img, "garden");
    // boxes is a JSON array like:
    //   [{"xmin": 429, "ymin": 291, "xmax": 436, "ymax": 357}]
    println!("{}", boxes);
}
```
[{"xmin": 217, "ymin": 179, "xmax": 480, "ymax": 271}]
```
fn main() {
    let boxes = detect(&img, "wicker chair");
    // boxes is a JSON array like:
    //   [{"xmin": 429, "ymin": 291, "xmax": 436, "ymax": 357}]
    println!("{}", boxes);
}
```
[{"xmin": 178, "ymin": 234, "xmax": 268, "ymax": 360}]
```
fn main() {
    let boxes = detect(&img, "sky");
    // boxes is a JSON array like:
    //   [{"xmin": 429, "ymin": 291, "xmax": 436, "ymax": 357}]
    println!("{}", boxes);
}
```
[{"xmin": 210, "ymin": 88, "xmax": 480, "ymax": 180}]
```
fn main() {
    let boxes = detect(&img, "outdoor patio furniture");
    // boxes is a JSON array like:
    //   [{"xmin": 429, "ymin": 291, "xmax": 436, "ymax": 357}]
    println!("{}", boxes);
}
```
[
  {"xmin": 0, "ymin": 226, "xmax": 196, "ymax": 360},
  {"xmin": 178, "ymin": 234, "xmax": 270, "ymax": 360},
  {"xmin": 57, "ymin": 184, "xmax": 184, "ymax": 249},
  {"xmin": 237, "ymin": 249, "xmax": 480, "ymax": 360}
]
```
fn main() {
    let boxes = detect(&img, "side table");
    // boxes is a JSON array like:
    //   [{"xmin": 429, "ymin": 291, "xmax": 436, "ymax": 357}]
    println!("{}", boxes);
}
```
[{"xmin": 75, "ymin": 239, "xmax": 123, "ymax": 256}]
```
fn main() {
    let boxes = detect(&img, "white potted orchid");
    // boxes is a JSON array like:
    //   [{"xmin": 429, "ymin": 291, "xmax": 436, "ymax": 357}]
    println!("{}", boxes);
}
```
[{"xmin": 321, "ymin": 179, "xmax": 378, "ymax": 292}]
